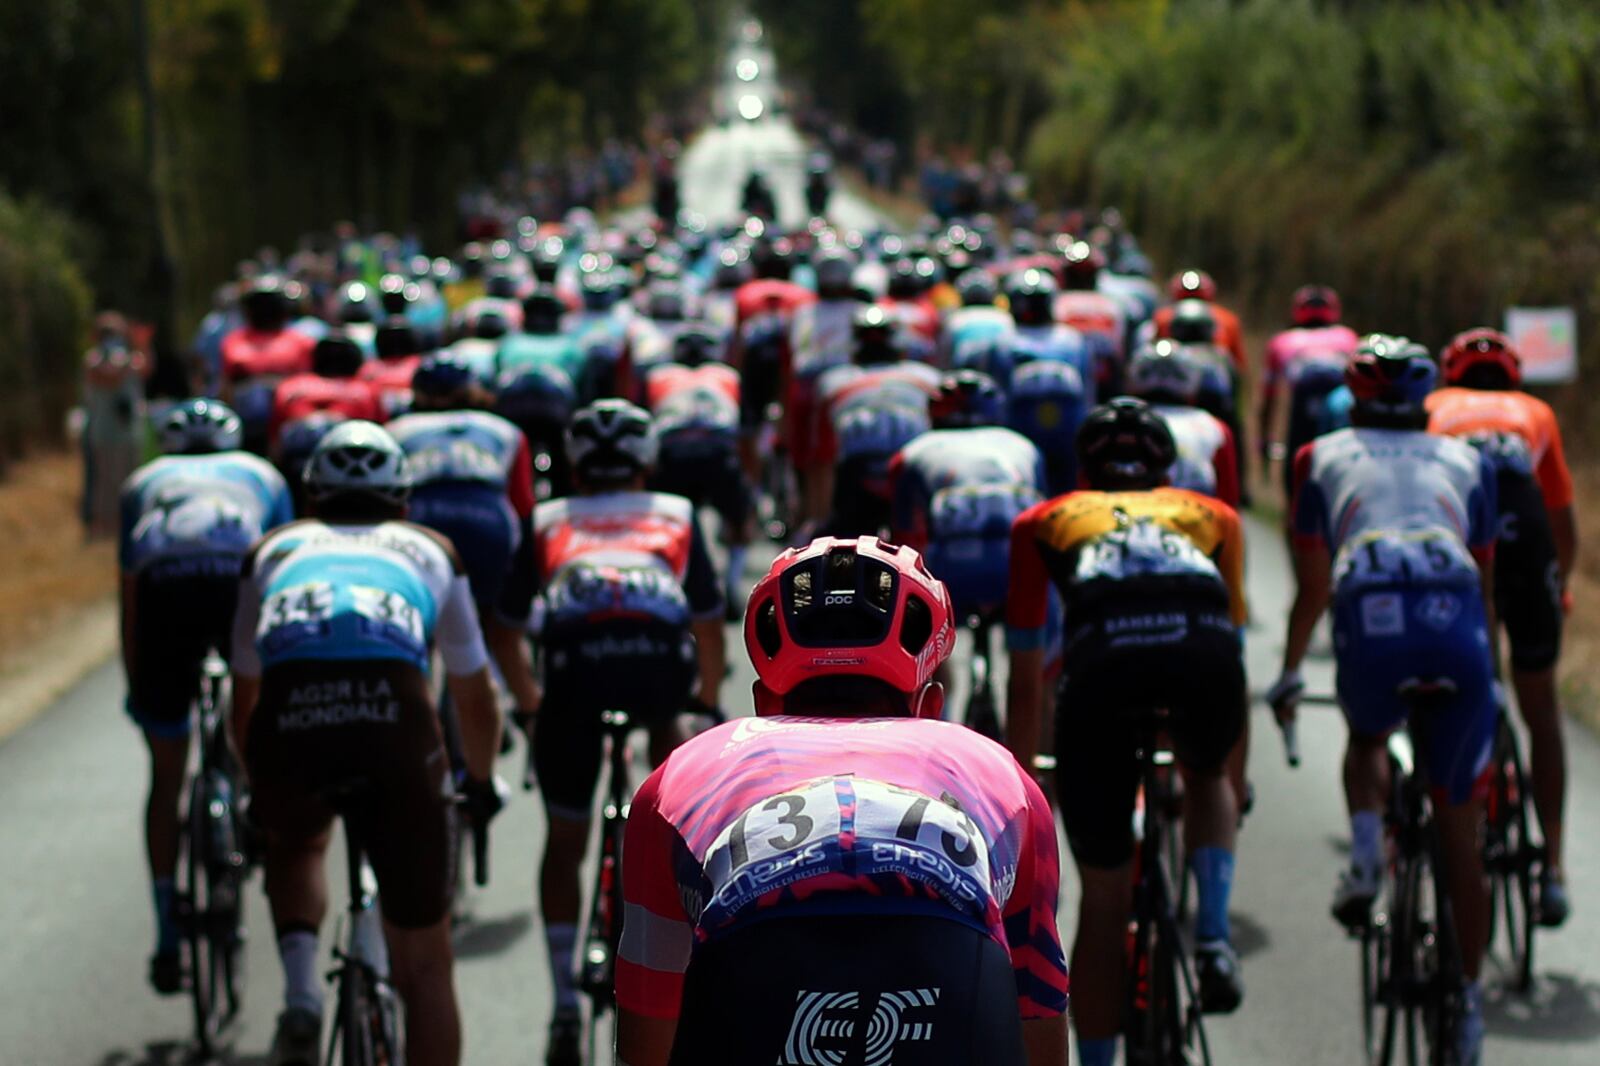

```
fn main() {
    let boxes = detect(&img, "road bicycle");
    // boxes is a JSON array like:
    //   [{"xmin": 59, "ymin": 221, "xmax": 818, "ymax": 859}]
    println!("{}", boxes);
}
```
[
  {"xmin": 577, "ymin": 708, "xmax": 636, "ymax": 1063},
  {"xmin": 176, "ymin": 650, "xmax": 249, "ymax": 1057},
  {"xmin": 322, "ymin": 787, "xmax": 405, "ymax": 1066},
  {"xmin": 1356, "ymin": 679, "xmax": 1471, "ymax": 1066},
  {"xmin": 1123, "ymin": 708, "xmax": 1211, "ymax": 1066},
  {"xmin": 1482, "ymin": 709, "xmax": 1539, "ymax": 993}
]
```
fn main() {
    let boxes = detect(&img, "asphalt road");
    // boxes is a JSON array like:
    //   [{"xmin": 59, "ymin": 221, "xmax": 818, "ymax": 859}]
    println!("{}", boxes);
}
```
[{"xmin": 5, "ymin": 115, "xmax": 1600, "ymax": 1065}]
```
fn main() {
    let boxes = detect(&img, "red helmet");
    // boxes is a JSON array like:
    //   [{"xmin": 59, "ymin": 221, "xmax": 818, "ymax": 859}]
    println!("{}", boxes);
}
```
[
  {"xmin": 1168, "ymin": 269, "xmax": 1216, "ymax": 302},
  {"xmin": 1291, "ymin": 284, "xmax": 1342, "ymax": 327},
  {"xmin": 1441, "ymin": 327, "xmax": 1521, "ymax": 388},
  {"xmin": 744, "ymin": 536, "xmax": 954, "ymax": 717}
]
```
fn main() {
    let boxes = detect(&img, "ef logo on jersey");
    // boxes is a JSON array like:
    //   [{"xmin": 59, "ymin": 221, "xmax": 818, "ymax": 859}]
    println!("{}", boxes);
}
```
[{"xmin": 778, "ymin": 988, "xmax": 940, "ymax": 1066}]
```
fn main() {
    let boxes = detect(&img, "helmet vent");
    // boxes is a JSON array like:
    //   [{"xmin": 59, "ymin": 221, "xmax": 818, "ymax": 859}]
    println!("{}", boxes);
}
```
[
  {"xmin": 826, "ymin": 549, "xmax": 857, "ymax": 591},
  {"xmin": 900, "ymin": 595, "xmax": 933, "ymax": 655},
  {"xmin": 755, "ymin": 601, "xmax": 782, "ymax": 658}
]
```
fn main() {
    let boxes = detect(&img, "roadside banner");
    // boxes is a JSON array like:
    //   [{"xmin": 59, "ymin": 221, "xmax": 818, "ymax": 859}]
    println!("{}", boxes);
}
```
[{"xmin": 1505, "ymin": 306, "xmax": 1578, "ymax": 384}]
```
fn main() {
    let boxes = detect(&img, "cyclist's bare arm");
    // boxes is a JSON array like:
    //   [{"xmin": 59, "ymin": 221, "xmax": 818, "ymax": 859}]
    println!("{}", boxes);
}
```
[
  {"xmin": 1023, "ymin": 1013, "xmax": 1069, "ymax": 1065},
  {"xmin": 616, "ymin": 1009, "xmax": 675, "ymax": 1066},
  {"xmin": 1006, "ymin": 648, "xmax": 1046, "ymax": 773},
  {"xmin": 448, "ymin": 668, "xmax": 501, "ymax": 780},
  {"xmin": 692, "ymin": 617, "xmax": 725, "ymax": 706},
  {"xmin": 1280, "ymin": 539, "xmax": 1331, "ymax": 678},
  {"xmin": 486, "ymin": 616, "xmax": 540, "ymax": 712},
  {"xmin": 1550, "ymin": 502, "xmax": 1577, "ymax": 585}
]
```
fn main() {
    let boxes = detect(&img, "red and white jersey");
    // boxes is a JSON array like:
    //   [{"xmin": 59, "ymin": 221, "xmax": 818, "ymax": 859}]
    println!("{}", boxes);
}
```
[
  {"xmin": 1053, "ymin": 290, "xmax": 1127, "ymax": 361},
  {"xmin": 617, "ymin": 715, "xmax": 1068, "ymax": 1021},
  {"xmin": 1153, "ymin": 403, "xmax": 1239, "ymax": 507},
  {"xmin": 531, "ymin": 490, "xmax": 721, "ymax": 623},
  {"xmin": 221, "ymin": 327, "xmax": 316, "ymax": 387},
  {"xmin": 732, "ymin": 279, "xmax": 816, "ymax": 367},
  {"xmin": 357, "ymin": 356, "xmax": 423, "ymax": 419},
  {"xmin": 879, "ymin": 296, "xmax": 941, "ymax": 343},
  {"xmin": 269, "ymin": 374, "xmax": 384, "ymax": 448}
]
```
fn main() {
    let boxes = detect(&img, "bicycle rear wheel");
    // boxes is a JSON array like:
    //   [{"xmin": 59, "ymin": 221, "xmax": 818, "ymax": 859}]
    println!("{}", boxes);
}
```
[
  {"xmin": 336, "ymin": 963, "xmax": 405, "ymax": 1066},
  {"xmin": 1485, "ymin": 722, "xmax": 1536, "ymax": 992},
  {"xmin": 180, "ymin": 768, "xmax": 224, "ymax": 1049}
]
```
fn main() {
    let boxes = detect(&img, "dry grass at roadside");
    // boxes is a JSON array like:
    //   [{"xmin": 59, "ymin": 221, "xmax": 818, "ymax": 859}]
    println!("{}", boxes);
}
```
[{"xmin": 0, "ymin": 450, "xmax": 114, "ymax": 668}]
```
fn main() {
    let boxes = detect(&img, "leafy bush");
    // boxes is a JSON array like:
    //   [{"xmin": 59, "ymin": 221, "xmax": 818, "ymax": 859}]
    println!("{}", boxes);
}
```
[{"xmin": 0, "ymin": 195, "xmax": 92, "ymax": 470}]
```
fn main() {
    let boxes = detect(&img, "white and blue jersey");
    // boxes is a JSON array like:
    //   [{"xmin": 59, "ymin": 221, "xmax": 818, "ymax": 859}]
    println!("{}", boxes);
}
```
[
  {"xmin": 120, "ymin": 452, "xmax": 293, "ymax": 580},
  {"xmin": 1005, "ymin": 354, "xmax": 1089, "ymax": 496},
  {"xmin": 233, "ymin": 520, "xmax": 488, "ymax": 677},
  {"xmin": 890, "ymin": 427, "xmax": 1046, "ymax": 616},
  {"xmin": 1291, "ymin": 427, "xmax": 1500, "ymax": 800},
  {"xmin": 387, "ymin": 409, "xmax": 535, "ymax": 618}
]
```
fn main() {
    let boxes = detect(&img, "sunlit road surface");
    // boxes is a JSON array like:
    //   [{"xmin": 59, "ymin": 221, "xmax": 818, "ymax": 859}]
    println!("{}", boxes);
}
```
[{"xmin": 4, "ymin": 113, "xmax": 1600, "ymax": 1065}]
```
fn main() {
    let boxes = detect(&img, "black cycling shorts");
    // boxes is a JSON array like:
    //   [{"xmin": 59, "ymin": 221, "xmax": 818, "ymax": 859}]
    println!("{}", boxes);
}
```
[
  {"xmin": 738, "ymin": 342, "xmax": 785, "ymax": 432},
  {"xmin": 1056, "ymin": 596, "xmax": 1246, "ymax": 869},
  {"xmin": 126, "ymin": 562, "xmax": 239, "ymax": 739},
  {"xmin": 534, "ymin": 617, "xmax": 696, "ymax": 820},
  {"xmin": 651, "ymin": 439, "xmax": 752, "ymax": 534},
  {"xmin": 1493, "ymin": 467, "xmax": 1563, "ymax": 672},
  {"xmin": 827, "ymin": 454, "xmax": 894, "ymax": 538},
  {"xmin": 245, "ymin": 660, "xmax": 455, "ymax": 930},
  {"xmin": 672, "ymin": 914, "xmax": 1027, "ymax": 1066}
]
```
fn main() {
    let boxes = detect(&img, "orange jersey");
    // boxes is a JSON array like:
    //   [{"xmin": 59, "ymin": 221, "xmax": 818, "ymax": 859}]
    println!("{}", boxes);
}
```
[
  {"xmin": 1007, "ymin": 487, "xmax": 1247, "ymax": 646},
  {"xmin": 1426, "ymin": 387, "xmax": 1573, "ymax": 510}
]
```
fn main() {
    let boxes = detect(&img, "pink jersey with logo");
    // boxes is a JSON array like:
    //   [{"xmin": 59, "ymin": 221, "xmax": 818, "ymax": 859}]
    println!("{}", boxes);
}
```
[
  {"xmin": 617, "ymin": 716, "xmax": 1068, "ymax": 1021},
  {"xmin": 1263, "ymin": 324, "xmax": 1360, "ymax": 392}
]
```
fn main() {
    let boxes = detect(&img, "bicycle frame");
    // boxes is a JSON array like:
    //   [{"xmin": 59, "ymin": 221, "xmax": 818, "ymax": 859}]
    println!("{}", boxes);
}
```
[
  {"xmin": 327, "ymin": 816, "xmax": 403, "ymax": 1066},
  {"xmin": 962, "ymin": 612, "xmax": 1002, "ymax": 740},
  {"xmin": 1124, "ymin": 721, "xmax": 1210, "ymax": 1066},
  {"xmin": 577, "ymin": 709, "xmax": 635, "ymax": 1061}
]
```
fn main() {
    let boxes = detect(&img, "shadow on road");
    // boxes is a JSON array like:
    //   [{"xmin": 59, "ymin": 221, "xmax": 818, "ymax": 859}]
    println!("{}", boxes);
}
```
[
  {"xmin": 96, "ymin": 1041, "xmax": 266, "ymax": 1066},
  {"xmin": 1231, "ymin": 910, "xmax": 1272, "ymax": 960},
  {"xmin": 453, "ymin": 909, "xmax": 535, "ymax": 959},
  {"xmin": 1485, "ymin": 972, "xmax": 1600, "ymax": 1043}
]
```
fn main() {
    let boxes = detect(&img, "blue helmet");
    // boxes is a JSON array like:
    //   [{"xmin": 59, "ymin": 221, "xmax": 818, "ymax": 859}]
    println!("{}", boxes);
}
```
[
  {"xmin": 158, "ymin": 398, "xmax": 242, "ymax": 455},
  {"xmin": 495, "ymin": 364, "xmax": 577, "ymax": 428},
  {"xmin": 1345, "ymin": 334, "xmax": 1436, "ymax": 418},
  {"xmin": 410, "ymin": 352, "xmax": 476, "ymax": 404}
]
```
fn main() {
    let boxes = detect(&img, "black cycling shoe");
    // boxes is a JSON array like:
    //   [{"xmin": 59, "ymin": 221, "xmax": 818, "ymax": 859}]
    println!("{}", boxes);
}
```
[
  {"xmin": 546, "ymin": 1008, "xmax": 582, "ymax": 1066},
  {"xmin": 148, "ymin": 950, "xmax": 184, "ymax": 996},
  {"xmin": 1194, "ymin": 940, "xmax": 1244, "ymax": 1014}
]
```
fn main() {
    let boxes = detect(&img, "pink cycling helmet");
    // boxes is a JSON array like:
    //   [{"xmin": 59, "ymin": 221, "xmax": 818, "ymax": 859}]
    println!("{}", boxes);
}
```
[{"xmin": 744, "ymin": 536, "xmax": 954, "ymax": 717}]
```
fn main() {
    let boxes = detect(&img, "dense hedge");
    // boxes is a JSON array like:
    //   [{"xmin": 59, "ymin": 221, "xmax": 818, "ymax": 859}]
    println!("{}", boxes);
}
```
[
  {"xmin": 1026, "ymin": 0, "xmax": 1600, "ymax": 420},
  {"xmin": 0, "ymin": 195, "xmax": 92, "ymax": 470}
]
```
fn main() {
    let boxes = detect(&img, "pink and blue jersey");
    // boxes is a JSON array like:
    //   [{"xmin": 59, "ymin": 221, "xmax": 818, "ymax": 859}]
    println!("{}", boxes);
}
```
[{"xmin": 617, "ymin": 716, "xmax": 1068, "ymax": 1021}]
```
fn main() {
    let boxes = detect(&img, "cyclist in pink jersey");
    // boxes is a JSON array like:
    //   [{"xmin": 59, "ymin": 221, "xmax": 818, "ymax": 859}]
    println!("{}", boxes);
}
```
[
  {"xmin": 1258, "ymin": 285, "xmax": 1360, "ymax": 503},
  {"xmin": 616, "ymin": 537, "xmax": 1069, "ymax": 1066}
]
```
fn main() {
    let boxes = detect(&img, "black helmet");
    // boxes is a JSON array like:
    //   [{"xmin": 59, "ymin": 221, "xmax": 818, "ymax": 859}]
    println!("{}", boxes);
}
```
[
  {"xmin": 931, "ymin": 370, "xmax": 1005, "ymax": 429},
  {"xmin": 521, "ymin": 288, "xmax": 567, "ymax": 334},
  {"xmin": 1168, "ymin": 299, "xmax": 1218, "ymax": 345},
  {"xmin": 1060, "ymin": 241, "xmax": 1105, "ymax": 292},
  {"xmin": 531, "ymin": 236, "xmax": 565, "ymax": 284},
  {"xmin": 956, "ymin": 270, "xmax": 998, "ymax": 307},
  {"xmin": 713, "ymin": 247, "xmax": 752, "ymax": 291},
  {"xmin": 378, "ymin": 273, "xmax": 415, "ymax": 315},
  {"xmin": 645, "ymin": 282, "xmax": 688, "ymax": 322},
  {"xmin": 496, "ymin": 364, "xmax": 577, "ymax": 428},
  {"xmin": 1004, "ymin": 268, "xmax": 1058, "ymax": 328},
  {"xmin": 750, "ymin": 237, "xmax": 794, "ymax": 281},
  {"xmin": 241, "ymin": 276, "xmax": 289, "ymax": 331},
  {"xmin": 312, "ymin": 331, "xmax": 366, "ymax": 378},
  {"xmin": 468, "ymin": 307, "xmax": 511, "ymax": 340},
  {"xmin": 1075, "ymin": 397, "xmax": 1177, "ymax": 491},
  {"xmin": 814, "ymin": 249, "xmax": 856, "ymax": 299},
  {"xmin": 671, "ymin": 324, "xmax": 724, "ymax": 367},
  {"xmin": 484, "ymin": 268, "xmax": 521, "ymax": 301},
  {"xmin": 886, "ymin": 259, "xmax": 924, "ymax": 300},
  {"xmin": 852, "ymin": 305, "xmax": 899, "ymax": 365},
  {"xmin": 374, "ymin": 317, "xmax": 422, "ymax": 360}
]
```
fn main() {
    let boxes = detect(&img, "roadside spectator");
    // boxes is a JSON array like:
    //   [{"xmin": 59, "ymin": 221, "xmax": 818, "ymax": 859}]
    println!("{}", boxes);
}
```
[{"xmin": 81, "ymin": 312, "xmax": 150, "ymax": 538}]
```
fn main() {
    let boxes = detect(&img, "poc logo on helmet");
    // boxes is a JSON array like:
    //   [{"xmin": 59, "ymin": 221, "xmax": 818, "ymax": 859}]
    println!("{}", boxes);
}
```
[
  {"xmin": 824, "ymin": 592, "xmax": 855, "ymax": 606},
  {"xmin": 778, "ymin": 988, "xmax": 940, "ymax": 1066}
]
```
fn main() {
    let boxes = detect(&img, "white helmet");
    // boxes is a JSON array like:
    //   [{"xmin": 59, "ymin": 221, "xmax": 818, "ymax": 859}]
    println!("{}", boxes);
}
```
[
  {"xmin": 302, "ymin": 420, "xmax": 411, "ymax": 506},
  {"xmin": 1125, "ymin": 339, "xmax": 1207, "ymax": 406},
  {"xmin": 158, "ymin": 398, "xmax": 242, "ymax": 455},
  {"xmin": 566, "ymin": 399, "xmax": 658, "ymax": 483}
]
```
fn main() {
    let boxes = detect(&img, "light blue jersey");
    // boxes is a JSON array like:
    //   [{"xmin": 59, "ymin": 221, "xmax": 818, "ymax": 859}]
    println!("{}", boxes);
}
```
[{"xmin": 120, "ymin": 452, "xmax": 292, "ymax": 578}]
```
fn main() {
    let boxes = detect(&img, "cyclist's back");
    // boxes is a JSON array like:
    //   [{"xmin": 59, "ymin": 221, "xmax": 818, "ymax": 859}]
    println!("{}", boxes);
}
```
[{"xmin": 617, "ymin": 538, "xmax": 1068, "ymax": 1066}]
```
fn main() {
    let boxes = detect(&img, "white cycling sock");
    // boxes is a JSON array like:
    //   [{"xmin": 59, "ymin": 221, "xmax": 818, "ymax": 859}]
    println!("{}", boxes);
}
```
[
  {"xmin": 279, "ymin": 930, "xmax": 324, "ymax": 1017},
  {"xmin": 546, "ymin": 922, "xmax": 579, "ymax": 1012},
  {"xmin": 1350, "ymin": 811, "xmax": 1384, "ymax": 874}
]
